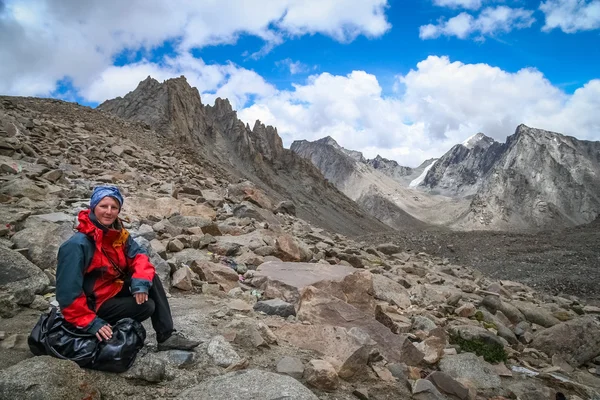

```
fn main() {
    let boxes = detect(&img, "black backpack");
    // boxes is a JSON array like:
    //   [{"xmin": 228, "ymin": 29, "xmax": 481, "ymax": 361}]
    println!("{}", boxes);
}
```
[{"xmin": 28, "ymin": 307, "xmax": 146, "ymax": 372}]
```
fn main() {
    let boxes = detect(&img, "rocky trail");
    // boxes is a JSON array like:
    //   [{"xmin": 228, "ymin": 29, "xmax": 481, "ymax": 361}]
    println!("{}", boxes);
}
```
[{"xmin": 1, "ymin": 96, "xmax": 600, "ymax": 399}]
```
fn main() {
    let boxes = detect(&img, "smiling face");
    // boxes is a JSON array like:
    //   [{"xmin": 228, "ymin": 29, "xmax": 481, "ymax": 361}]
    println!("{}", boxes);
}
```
[{"xmin": 93, "ymin": 196, "xmax": 120, "ymax": 226}]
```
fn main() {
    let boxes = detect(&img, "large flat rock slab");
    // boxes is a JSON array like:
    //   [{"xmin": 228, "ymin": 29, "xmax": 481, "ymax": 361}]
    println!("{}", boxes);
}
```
[
  {"xmin": 177, "ymin": 369, "xmax": 318, "ymax": 400},
  {"xmin": 294, "ymin": 286, "xmax": 423, "ymax": 365},
  {"xmin": 250, "ymin": 261, "xmax": 356, "ymax": 303}
]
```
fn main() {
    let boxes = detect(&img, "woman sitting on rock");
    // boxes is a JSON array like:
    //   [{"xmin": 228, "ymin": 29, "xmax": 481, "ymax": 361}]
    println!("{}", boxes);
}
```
[{"xmin": 56, "ymin": 185, "xmax": 199, "ymax": 351}]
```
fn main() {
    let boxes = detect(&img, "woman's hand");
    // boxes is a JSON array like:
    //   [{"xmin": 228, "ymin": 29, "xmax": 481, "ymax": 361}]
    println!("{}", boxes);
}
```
[
  {"xmin": 134, "ymin": 292, "xmax": 148, "ymax": 305},
  {"xmin": 96, "ymin": 324, "xmax": 113, "ymax": 341}
]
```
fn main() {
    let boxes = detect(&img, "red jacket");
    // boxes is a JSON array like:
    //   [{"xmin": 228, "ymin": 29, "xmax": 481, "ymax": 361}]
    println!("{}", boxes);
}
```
[{"xmin": 56, "ymin": 210, "xmax": 155, "ymax": 333}]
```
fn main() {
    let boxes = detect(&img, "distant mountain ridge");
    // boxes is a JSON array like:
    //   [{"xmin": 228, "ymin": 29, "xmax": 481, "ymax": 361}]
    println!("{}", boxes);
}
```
[
  {"xmin": 291, "ymin": 137, "xmax": 468, "ymax": 230},
  {"xmin": 293, "ymin": 126, "xmax": 600, "ymax": 231}
]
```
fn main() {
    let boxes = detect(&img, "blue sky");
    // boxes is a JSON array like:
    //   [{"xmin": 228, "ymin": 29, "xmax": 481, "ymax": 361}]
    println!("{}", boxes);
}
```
[{"xmin": 1, "ymin": 0, "xmax": 599, "ymax": 166}]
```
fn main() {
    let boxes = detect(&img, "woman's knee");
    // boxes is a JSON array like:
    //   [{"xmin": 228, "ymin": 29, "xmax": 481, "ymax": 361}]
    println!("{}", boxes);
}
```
[{"xmin": 136, "ymin": 298, "xmax": 155, "ymax": 321}]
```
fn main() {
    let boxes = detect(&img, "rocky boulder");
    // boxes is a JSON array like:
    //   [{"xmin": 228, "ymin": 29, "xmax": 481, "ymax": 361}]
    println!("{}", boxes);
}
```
[
  {"xmin": 296, "ymin": 286, "xmax": 423, "ymax": 365},
  {"xmin": 439, "ymin": 352, "xmax": 501, "ymax": 391},
  {"xmin": 134, "ymin": 236, "xmax": 171, "ymax": 290},
  {"xmin": 11, "ymin": 217, "xmax": 74, "ymax": 271},
  {"xmin": 530, "ymin": 316, "xmax": 600, "ymax": 367},
  {"xmin": 177, "ymin": 369, "xmax": 318, "ymax": 400},
  {"xmin": 0, "ymin": 356, "xmax": 100, "ymax": 400},
  {"xmin": 190, "ymin": 260, "xmax": 239, "ymax": 292},
  {"xmin": 248, "ymin": 261, "xmax": 355, "ymax": 303},
  {"xmin": 0, "ymin": 246, "xmax": 48, "ymax": 303}
]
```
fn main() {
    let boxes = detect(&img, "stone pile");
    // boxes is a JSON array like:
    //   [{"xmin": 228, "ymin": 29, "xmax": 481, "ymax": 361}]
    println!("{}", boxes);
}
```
[{"xmin": 0, "ymin": 96, "xmax": 599, "ymax": 399}]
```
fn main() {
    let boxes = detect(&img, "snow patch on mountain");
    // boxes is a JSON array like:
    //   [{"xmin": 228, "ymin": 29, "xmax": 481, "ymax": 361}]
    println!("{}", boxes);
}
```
[{"xmin": 409, "ymin": 160, "xmax": 436, "ymax": 188}]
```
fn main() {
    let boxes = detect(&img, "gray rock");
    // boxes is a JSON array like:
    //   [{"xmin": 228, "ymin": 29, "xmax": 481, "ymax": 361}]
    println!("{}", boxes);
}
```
[
  {"xmin": 206, "ymin": 335, "xmax": 241, "ymax": 367},
  {"xmin": 152, "ymin": 219, "xmax": 182, "ymax": 236},
  {"xmin": 168, "ymin": 238, "xmax": 185, "ymax": 252},
  {"xmin": 177, "ymin": 369, "xmax": 318, "ymax": 399},
  {"xmin": 439, "ymin": 352, "xmax": 501, "ymax": 390},
  {"xmin": 480, "ymin": 295, "xmax": 525, "ymax": 324},
  {"xmin": 531, "ymin": 316, "xmax": 600, "ymax": 367},
  {"xmin": 371, "ymin": 274, "xmax": 411, "ymax": 309},
  {"xmin": 123, "ymin": 353, "xmax": 166, "ymax": 382},
  {"xmin": 253, "ymin": 298, "xmax": 296, "ymax": 317},
  {"xmin": 0, "ymin": 246, "xmax": 49, "ymax": 300},
  {"xmin": 513, "ymin": 301, "xmax": 561, "ymax": 328},
  {"xmin": 11, "ymin": 219, "xmax": 73, "ymax": 271},
  {"xmin": 274, "ymin": 200, "xmax": 296, "ymax": 215},
  {"xmin": 131, "ymin": 224, "xmax": 156, "ymax": 241},
  {"xmin": 0, "ymin": 177, "xmax": 47, "ymax": 200},
  {"xmin": 233, "ymin": 202, "xmax": 265, "ymax": 221},
  {"xmin": 412, "ymin": 379, "xmax": 446, "ymax": 400},
  {"xmin": 276, "ymin": 356, "xmax": 305, "ymax": 379},
  {"xmin": 134, "ymin": 236, "xmax": 171, "ymax": 290},
  {"xmin": 156, "ymin": 350, "xmax": 196, "ymax": 368},
  {"xmin": 168, "ymin": 214, "xmax": 211, "ymax": 229},
  {"xmin": 0, "ymin": 356, "xmax": 101, "ymax": 400},
  {"xmin": 0, "ymin": 334, "xmax": 29, "ymax": 350},
  {"xmin": 412, "ymin": 315, "xmax": 437, "ymax": 332},
  {"xmin": 426, "ymin": 371, "xmax": 469, "ymax": 400},
  {"xmin": 477, "ymin": 308, "xmax": 519, "ymax": 345},
  {"xmin": 0, "ymin": 295, "xmax": 20, "ymax": 318},
  {"xmin": 29, "ymin": 295, "xmax": 50, "ymax": 311},
  {"xmin": 376, "ymin": 243, "xmax": 401, "ymax": 255}
]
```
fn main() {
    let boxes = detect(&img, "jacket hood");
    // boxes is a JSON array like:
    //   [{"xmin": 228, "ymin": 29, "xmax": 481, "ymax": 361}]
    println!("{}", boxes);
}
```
[{"xmin": 77, "ymin": 209, "xmax": 129, "ymax": 248}]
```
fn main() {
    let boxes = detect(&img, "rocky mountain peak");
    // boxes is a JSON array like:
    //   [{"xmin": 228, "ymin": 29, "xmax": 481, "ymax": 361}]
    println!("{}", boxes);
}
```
[
  {"xmin": 98, "ymin": 75, "xmax": 206, "ymax": 144},
  {"xmin": 315, "ymin": 135, "xmax": 340, "ymax": 147},
  {"xmin": 209, "ymin": 97, "xmax": 235, "ymax": 118},
  {"xmin": 250, "ymin": 120, "xmax": 283, "ymax": 163},
  {"xmin": 462, "ymin": 132, "xmax": 497, "ymax": 150}
]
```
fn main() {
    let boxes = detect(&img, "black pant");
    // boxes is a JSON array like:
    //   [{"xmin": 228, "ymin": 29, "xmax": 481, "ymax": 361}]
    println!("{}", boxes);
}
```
[{"xmin": 97, "ymin": 275, "xmax": 174, "ymax": 342}]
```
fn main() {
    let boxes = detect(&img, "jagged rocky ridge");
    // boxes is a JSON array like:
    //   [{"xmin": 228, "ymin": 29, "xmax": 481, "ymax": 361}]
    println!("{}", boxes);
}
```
[
  {"xmin": 2, "ymin": 92, "xmax": 600, "ymax": 398},
  {"xmin": 98, "ymin": 76, "xmax": 390, "ymax": 237}
]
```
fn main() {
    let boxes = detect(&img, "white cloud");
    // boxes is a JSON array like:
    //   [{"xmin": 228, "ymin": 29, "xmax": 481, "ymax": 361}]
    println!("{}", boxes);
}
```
[
  {"xmin": 540, "ymin": 0, "xmax": 600, "ymax": 33},
  {"xmin": 433, "ymin": 0, "xmax": 482, "ymax": 10},
  {"xmin": 0, "ymin": 0, "xmax": 390, "ymax": 97},
  {"xmin": 84, "ymin": 54, "xmax": 275, "ymax": 110},
  {"xmin": 236, "ymin": 56, "xmax": 600, "ymax": 167},
  {"xmin": 420, "ymin": 6, "xmax": 535, "ymax": 39},
  {"xmin": 276, "ymin": 58, "xmax": 312, "ymax": 75}
]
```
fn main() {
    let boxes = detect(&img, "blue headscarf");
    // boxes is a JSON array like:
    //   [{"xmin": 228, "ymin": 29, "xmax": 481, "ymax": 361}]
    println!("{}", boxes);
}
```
[{"xmin": 90, "ymin": 185, "xmax": 124, "ymax": 211}]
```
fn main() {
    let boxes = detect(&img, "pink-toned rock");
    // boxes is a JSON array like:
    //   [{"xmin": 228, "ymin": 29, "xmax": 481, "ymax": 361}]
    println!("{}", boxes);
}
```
[
  {"xmin": 190, "ymin": 260, "xmax": 239, "ymax": 292},
  {"xmin": 276, "ymin": 234, "xmax": 303, "ymax": 261},
  {"xmin": 375, "ymin": 304, "xmax": 412, "ymax": 334},
  {"xmin": 296, "ymin": 286, "xmax": 423, "ymax": 365},
  {"xmin": 172, "ymin": 266, "xmax": 193, "ymax": 291},
  {"xmin": 276, "ymin": 324, "xmax": 373, "ymax": 379},
  {"xmin": 304, "ymin": 359, "xmax": 339, "ymax": 391},
  {"xmin": 416, "ymin": 335, "xmax": 446, "ymax": 365},
  {"xmin": 455, "ymin": 303, "xmax": 476, "ymax": 318},
  {"xmin": 249, "ymin": 261, "xmax": 355, "ymax": 303}
]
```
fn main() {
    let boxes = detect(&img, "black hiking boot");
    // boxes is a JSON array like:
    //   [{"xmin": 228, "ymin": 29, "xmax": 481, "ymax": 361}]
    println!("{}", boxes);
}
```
[{"xmin": 157, "ymin": 331, "xmax": 201, "ymax": 351}]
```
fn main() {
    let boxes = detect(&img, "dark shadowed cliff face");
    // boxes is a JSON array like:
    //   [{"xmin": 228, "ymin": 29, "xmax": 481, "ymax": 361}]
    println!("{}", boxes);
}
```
[
  {"xmin": 98, "ymin": 76, "xmax": 390, "ymax": 236},
  {"xmin": 458, "ymin": 125, "xmax": 600, "ymax": 230}
]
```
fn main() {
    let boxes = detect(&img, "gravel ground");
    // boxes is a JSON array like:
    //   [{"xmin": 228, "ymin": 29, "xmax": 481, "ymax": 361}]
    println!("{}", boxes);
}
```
[{"xmin": 358, "ymin": 217, "xmax": 600, "ymax": 304}]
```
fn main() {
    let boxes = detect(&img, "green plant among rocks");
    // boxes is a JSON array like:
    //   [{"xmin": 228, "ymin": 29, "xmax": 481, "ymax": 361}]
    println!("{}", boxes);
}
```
[{"xmin": 449, "ymin": 334, "xmax": 508, "ymax": 364}]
